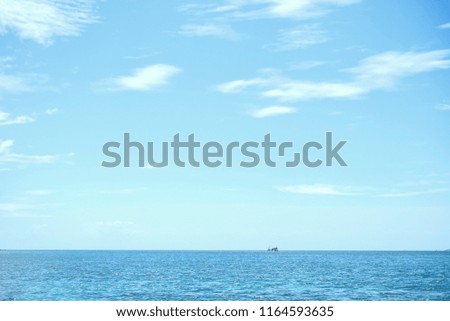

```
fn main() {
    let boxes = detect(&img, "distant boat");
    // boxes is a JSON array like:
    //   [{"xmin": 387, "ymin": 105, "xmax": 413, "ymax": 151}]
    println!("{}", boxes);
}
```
[{"xmin": 267, "ymin": 246, "xmax": 278, "ymax": 252}]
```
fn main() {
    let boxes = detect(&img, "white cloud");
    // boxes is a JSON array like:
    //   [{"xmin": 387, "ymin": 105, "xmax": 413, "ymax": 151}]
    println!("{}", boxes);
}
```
[
  {"xmin": 348, "ymin": 50, "xmax": 450, "ymax": 89},
  {"xmin": 0, "ymin": 139, "xmax": 55, "ymax": 165},
  {"xmin": 438, "ymin": 22, "xmax": 450, "ymax": 29},
  {"xmin": 0, "ymin": 58, "xmax": 44, "ymax": 92},
  {"xmin": 263, "ymin": 81, "xmax": 364, "ymax": 101},
  {"xmin": 179, "ymin": 0, "xmax": 359, "ymax": 50},
  {"xmin": 216, "ymin": 77, "xmax": 268, "ymax": 93},
  {"xmin": 376, "ymin": 188, "xmax": 450, "ymax": 198},
  {"xmin": 0, "ymin": 0, "xmax": 98, "ymax": 45},
  {"xmin": 96, "ymin": 221, "xmax": 134, "ymax": 226},
  {"xmin": 103, "ymin": 64, "xmax": 181, "ymax": 91},
  {"xmin": 435, "ymin": 104, "xmax": 450, "ymax": 111},
  {"xmin": 0, "ymin": 111, "xmax": 35, "ymax": 126},
  {"xmin": 0, "ymin": 139, "xmax": 13, "ymax": 153},
  {"xmin": 209, "ymin": 4, "xmax": 240, "ymax": 13},
  {"xmin": 100, "ymin": 187, "xmax": 147, "ymax": 195},
  {"xmin": 290, "ymin": 60, "xmax": 327, "ymax": 70},
  {"xmin": 45, "ymin": 108, "xmax": 59, "ymax": 115},
  {"xmin": 0, "ymin": 202, "xmax": 37, "ymax": 217},
  {"xmin": 278, "ymin": 183, "xmax": 450, "ymax": 198},
  {"xmin": 0, "ymin": 200, "xmax": 56, "ymax": 217},
  {"xmin": 0, "ymin": 73, "xmax": 29, "ymax": 92},
  {"xmin": 0, "ymin": 108, "xmax": 59, "ymax": 126},
  {"xmin": 0, "ymin": 56, "xmax": 13, "ymax": 66},
  {"xmin": 0, "ymin": 153, "xmax": 55, "ymax": 164},
  {"xmin": 277, "ymin": 184, "xmax": 357, "ymax": 195},
  {"xmin": 249, "ymin": 105, "xmax": 296, "ymax": 118},
  {"xmin": 265, "ymin": 0, "xmax": 359, "ymax": 19},
  {"xmin": 267, "ymin": 24, "xmax": 327, "ymax": 50},
  {"xmin": 218, "ymin": 50, "xmax": 450, "ymax": 101},
  {"xmin": 179, "ymin": 23, "xmax": 239, "ymax": 39},
  {"xmin": 202, "ymin": 0, "xmax": 360, "ymax": 20},
  {"xmin": 26, "ymin": 189, "xmax": 54, "ymax": 196}
]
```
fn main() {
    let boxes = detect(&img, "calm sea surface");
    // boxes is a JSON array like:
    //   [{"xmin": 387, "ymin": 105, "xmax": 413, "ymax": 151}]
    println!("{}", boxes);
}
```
[{"xmin": 0, "ymin": 251, "xmax": 449, "ymax": 301}]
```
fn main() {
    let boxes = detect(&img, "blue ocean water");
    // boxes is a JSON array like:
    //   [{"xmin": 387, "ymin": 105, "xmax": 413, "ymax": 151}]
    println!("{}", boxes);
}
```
[{"xmin": 0, "ymin": 250, "xmax": 449, "ymax": 301}]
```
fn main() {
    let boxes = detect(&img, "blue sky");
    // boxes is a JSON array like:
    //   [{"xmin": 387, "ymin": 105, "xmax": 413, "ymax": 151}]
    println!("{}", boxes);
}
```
[{"xmin": 0, "ymin": 0, "xmax": 449, "ymax": 250}]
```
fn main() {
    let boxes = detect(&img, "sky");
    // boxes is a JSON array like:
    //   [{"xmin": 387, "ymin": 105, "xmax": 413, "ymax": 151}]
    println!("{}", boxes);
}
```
[{"xmin": 0, "ymin": 0, "xmax": 449, "ymax": 250}]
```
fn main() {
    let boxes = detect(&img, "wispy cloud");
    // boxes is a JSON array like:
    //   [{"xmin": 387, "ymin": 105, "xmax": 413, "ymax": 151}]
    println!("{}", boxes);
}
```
[
  {"xmin": 249, "ymin": 106, "xmax": 296, "ymax": 118},
  {"xmin": 0, "ymin": 139, "xmax": 13, "ymax": 153},
  {"xmin": 438, "ymin": 22, "xmax": 450, "ymax": 29},
  {"xmin": 179, "ymin": 23, "xmax": 239, "ymax": 39},
  {"xmin": 290, "ymin": 60, "xmax": 327, "ymax": 70},
  {"xmin": 179, "ymin": 1, "xmax": 357, "ymax": 53},
  {"xmin": 0, "ymin": 0, "xmax": 98, "ymax": 45},
  {"xmin": 0, "ymin": 56, "xmax": 13, "ymax": 67},
  {"xmin": 347, "ymin": 50, "xmax": 450, "ymax": 89},
  {"xmin": 99, "ymin": 187, "xmax": 147, "ymax": 195},
  {"xmin": 0, "ymin": 73, "xmax": 30, "ymax": 92},
  {"xmin": 99, "ymin": 64, "xmax": 181, "ymax": 91},
  {"xmin": 44, "ymin": 108, "xmax": 59, "ymax": 115},
  {"xmin": 277, "ymin": 184, "xmax": 359, "ymax": 195},
  {"xmin": 0, "ymin": 153, "xmax": 55, "ymax": 165},
  {"xmin": 266, "ymin": 24, "xmax": 327, "ymax": 50},
  {"xmin": 376, "ymin": 188, "xmax": 450, "ymax": 198},
  {"xmin": 0, "ymin": 58, "xmax": 47, "ymax": 92},
  {"xmin": 278, "ymin": 182, "xmax": 450, "ymax": 198},
  {"xmin": 0, "ymin": 139, "xmax": 55, "ymax": 165},
  {"xmin": 95, "ymin": 221, "xmax": 134, "ymax": 227},
  {"xmin": 0, "ymin": 110, "xmax": 35, "ymax": 126},
  {"xmin": 216, "ymin": 77, "xmax": 269, "ymax": 93},
  {"xmin": 124, "ymin": 54, "xmax": 155, "ymax": 61},
  {"xmin": 0, "ymin": 202, "xmax": 37, "ymax": 217},
  {"xmin": 0, "ymin": 200, "xmax": 57, "ymax": 217},
  {"xmin": 263, "ymin": 82, "xmax": 363, "ymax": 101},
  {"xmin": 25, "ymin": 189, "xmax": 54, "ymax": 196},
  {"xmin": 218, "ymin": 50, "xmax": 450, "ymax": 101},
  {"xmin": 184, "ymin": 0, "xmax": 360, "ymax": 20},
  {"xmin": 435, "ymin": 103, "xmax": 450, "ymax": 111},
  {"xmin": 251, "ymin": 0, "xmax": 360, "ymax": 20},
  {"xmin": 0, "ymin": 108, "xmax": 58, "ymax": 126}
]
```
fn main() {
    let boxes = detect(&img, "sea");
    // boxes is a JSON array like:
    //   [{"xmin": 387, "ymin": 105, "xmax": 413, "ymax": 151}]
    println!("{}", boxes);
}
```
[{"xmin": 0, "ymin": 250, "xmax": 449, "ymax": 301}]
